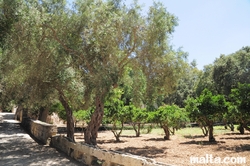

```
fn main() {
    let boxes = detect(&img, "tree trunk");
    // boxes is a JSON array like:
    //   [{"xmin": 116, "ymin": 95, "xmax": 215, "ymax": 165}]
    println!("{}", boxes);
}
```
[
  {"xmin": 163, "ymin": 126, "xmax": 170, "ymax": 140},
  {"xmin": 111, "ymin": 122, "xmax": 124, "ymax": 142},
  {"xmin": 21, "ymin": 108, "xmax": 28, "ymax": 121},
  {"xmin": 84, "ymin": 96, "xmax": 104, "ymax": 145},
  {"xmin": 147, "ymin": 124, "xmax": 153, "ymax": 134},
  {"xmin": 132, "ymin": 123, "xmax": 141, "ymax": 137},
  {"xmin": 111, "ymin": 121, "xmax": 123, "ymax": 142},
  {"xmin": 208, "ymin": 123, "xmax": 215, "ymax": 142},
  {"xmin": 136, "ymin": 124, "xmax": 141, "ymax": 137},
  {"xmin": 228, "ymin": 123, "xmax": 234, "ymax": 131},
  {"xmin": 15, "ymin": 105, "xmax": 22, "ymax": 121},
  {"xmin": 169, "ymin": 127, "xmax": 176, "ymax": 135},
  {"xmin": 243, "ymin": 123, "xmax": 250, "ymax": 132},
  {"xmin": 38, "ymin": 107, "xmax": 48, "ymax": 122},
  {"xmin": 201, "ymin": 126, "xmax": 208, "ymax": 136},
  {"xmin": 113, "ymin": 133, "xmax": 121, "ymax": 142},
  {"xmin": 59, "ymin": 93, "xmax": 75, "ymax": 142},
  {"xmin": 238, "ymin": 123, "xmax": 244, "ymax": 134},
  {"xmin": 75, "ymin": 120, "xmax": 78, "ymax": 128}
]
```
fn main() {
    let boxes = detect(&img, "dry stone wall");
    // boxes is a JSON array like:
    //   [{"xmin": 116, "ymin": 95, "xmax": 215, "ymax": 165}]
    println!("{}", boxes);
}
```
[
  {"xmin": 50, "ymin": 135, "xmax": 172, "ymax": 166},
  {"xmin": 21, "ymin": 116, "xmax": 172, "ymax": 166},
  {"xmin": 24, "ymin": 119, "xmax": 57, "ymax": 144}
]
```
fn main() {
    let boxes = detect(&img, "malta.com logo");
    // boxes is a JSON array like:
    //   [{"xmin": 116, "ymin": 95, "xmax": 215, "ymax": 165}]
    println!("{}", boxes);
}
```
[{"xmin": 190, "ymin": 154, "xmax": 246, "ymax": 164}]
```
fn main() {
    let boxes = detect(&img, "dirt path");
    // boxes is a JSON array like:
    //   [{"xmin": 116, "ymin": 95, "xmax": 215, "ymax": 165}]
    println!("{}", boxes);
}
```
[{"xmin": 0, "ymin": 113, "xmax": 82, "ymax": 166}]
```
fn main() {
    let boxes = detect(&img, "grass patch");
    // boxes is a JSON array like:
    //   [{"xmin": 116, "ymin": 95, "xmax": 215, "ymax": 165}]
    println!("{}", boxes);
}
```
[
  {"xmin": 102, "ymin": 124, "xmax": 238, "ymax": 138},
  {"xmin": 175, "ymin": 125, "xmax": 236, "ymax": 138}
]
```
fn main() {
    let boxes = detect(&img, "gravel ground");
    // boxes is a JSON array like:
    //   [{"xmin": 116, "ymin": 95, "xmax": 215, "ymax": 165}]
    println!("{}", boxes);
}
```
[{"xmin": 0, "ymin": 113, "xmax": 82, "ymax": 166}]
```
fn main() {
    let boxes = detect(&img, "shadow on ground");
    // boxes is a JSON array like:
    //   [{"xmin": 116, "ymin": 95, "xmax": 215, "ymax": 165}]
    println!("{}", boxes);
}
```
[
  {"xmin": 220, "ymin": 136, "xmax": 250, "ymax": 140},
  {"xmin": 180, "ymin": 140, "xmax": 226, "ymax": 145},
  {"xmin": 183, "ymin": 135, "xmax": 206, "ymax": 139},
  {"xmin": 223, "ymin": 132, "xmax": 250, "ymax": 136},
  {"xmin": 96, "ymin": 139, "xmax": 127, "ymax": 144},
  {"xmin": 142, "ymin": 137, "xmax": 168, "ymax": 142},
  {"xmin": 216, "ymin": 144, "xmax": 250, "ymax": 152},
  {"xmin": 0, "ymin": 113, "xmax": 82, "ymax": 166},
  {"xmin": 115, "ymin": 146, "xmax": 168, "ymax": 158},
  {"xmin": 120, "ymin": 135, "xmax": 139, "ymax": 138}
]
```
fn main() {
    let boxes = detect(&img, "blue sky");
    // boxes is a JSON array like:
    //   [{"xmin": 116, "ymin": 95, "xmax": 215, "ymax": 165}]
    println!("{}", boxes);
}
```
[
  {"xmin": 125, "ymin": 0, "xmax": 250, "ymax": 69},
  {"xmin": 68, "ymin": 0, "xmax": 250, "ymax": 69}
]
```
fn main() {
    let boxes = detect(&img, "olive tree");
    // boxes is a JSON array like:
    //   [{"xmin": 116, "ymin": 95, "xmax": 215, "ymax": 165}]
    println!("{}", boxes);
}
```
[
  {"xmin": 1, "ymin": 0, "xmax": 187, "ymax": 145},
  {"xmin": 0, "ymin": 0, "xmax": 83, "ymax": 141},
  {"xmin": 72, "ymin": 1, "xmax": 186, "ymax": 144}
]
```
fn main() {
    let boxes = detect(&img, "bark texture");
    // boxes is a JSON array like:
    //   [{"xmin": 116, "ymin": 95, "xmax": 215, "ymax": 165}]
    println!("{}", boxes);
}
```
[
  {"xmin": 59, "ymin": 92, "xmax": 75, "ymax": 142},
  {"xmin": 132, "ymin": 123, "xmax": 141, "ymax": 137},
  {"xmin": 84, "ymin": 96, "xmax": 104, "ymax": 145},
  {"xmin": 208, "ymin": 124, "xmax": 215, "ymax": 142},
  {"xmin": 163, "ymin": 125, "xmax": 170, "ymax": 140},
  {"xmin": 201, "ymin": 126, "xmax": 208, "ymax": 136},
  {"xmin": 38, "ymin": 107, "xmax": 48, "ymax": 122}
]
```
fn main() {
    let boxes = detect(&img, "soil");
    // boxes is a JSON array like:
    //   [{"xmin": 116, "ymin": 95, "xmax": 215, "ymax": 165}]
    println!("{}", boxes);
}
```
[
  {"xmin": 74, "ymin": 129, "xmax": 250, "ymax": 166},
  {"xmin": 3, "ymin": 111, "xmax": 248, "ymax": 166}
]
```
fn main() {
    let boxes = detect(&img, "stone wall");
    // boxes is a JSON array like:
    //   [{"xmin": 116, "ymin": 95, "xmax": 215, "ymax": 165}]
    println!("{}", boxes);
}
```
[
  {"xmin": 50, "ymin": 135, "xmax": 172, "ymax": 166},
  {"xmin": 20, "ymin": 114, "xmax": 172, "ymax": 166},
  {"xmin": 27, "ymin": 119, "xmax": 57, "ymax": 144}
]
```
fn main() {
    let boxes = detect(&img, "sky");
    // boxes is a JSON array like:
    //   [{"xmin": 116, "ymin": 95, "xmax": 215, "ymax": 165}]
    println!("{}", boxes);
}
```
[
  {"xmin": 68, "ymin": 0, "xmax": 250, "ymax": 70},
  {"xmin": 124, "ymin": 0, "xmax": 250, "ymax": 69}
]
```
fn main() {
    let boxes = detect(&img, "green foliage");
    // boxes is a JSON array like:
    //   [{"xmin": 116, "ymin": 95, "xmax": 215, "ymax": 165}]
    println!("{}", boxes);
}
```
[
  {"xmin": 104, "ymin": 89, "xmax": 127, "ymax": 124},
  {"xmin": 229, "ymin": 83, "xmax": 250, "ymax": 124},
  {"xmin": 104, "ymin": 89, "xmax": 130, "ymax": 141},
  {"xmin": 50, "ymin": 102, "xmax": 66, "ymax": 121},
  {"xmin": 104, "ymin": 88, "xmax": 149, "ymax": 137},
  {"xmin": 122, "ymin": 104, "xmax": 147, "ymax": 124},
  {"xmin": 150, "ymin": 104, "xmax": 188, "ymax": 129},
  {"xmin": 148, "ymin": 104, "xmax": 188, "ymax": 139},
  {"xmin": 0, "ymin": 0, "xmax": 84, "ymax": 113},
  {"xmin": 50, "ymin": 102, "xmax": 92, "ymax": 124},
  {"xmin": 0, "ymin": 0, "xmax": 192, "ymax": 144},
  {"xmin": 185, "ymin": 89, "xmax": 228, "ymax": 141},
  {"xmin": 186, "ymin": 89, "xmax": 228, "ymax": 122},
  {"xmin": 0, "ymin": 0, "xmax": 20, "ymax": 49},
  {"xmin": 212, "ymin": 46, "xmax": 250, "ymax": 96},
  {"xmin": 164, "ymin": 62, "xmax": 202, "ymax": 107},
  {"xmin": 124, "ymin": 104, "xmax": 148, "ymax": 137},
  {"xmin": 120, "ymin": 67, "xmax": 146, "ymax": 106},
  {"xmin": 195, "ymin": 64, "xmax": 216, "ymax": 96},
  {"xmin": 73, "ymin": 109, "xmax": 91, "ymax": 124}
]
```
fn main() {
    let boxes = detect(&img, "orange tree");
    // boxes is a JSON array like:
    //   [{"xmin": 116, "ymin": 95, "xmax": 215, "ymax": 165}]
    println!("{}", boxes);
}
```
[
  {"xmin": 104, "ymin": 89, "xmax": 129, "ymax": 142},
  {"xmin": 148, "ymin": 104, "xmax": 188, "ymax": 140},
  {"xmin": 229, "ymin": 83, "xmax": 250, "ymax": 134},
  {"xmin": 185, "ymin": 89, "xmax": 228, "ymax": 142},
  {"xmin": 124, "ymin": 104, "xmax": 148, "ymax": 137}
]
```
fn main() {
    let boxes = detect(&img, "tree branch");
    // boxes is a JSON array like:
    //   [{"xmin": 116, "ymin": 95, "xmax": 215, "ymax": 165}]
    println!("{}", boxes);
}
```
[
  {"xmin": 118, "ymin": 26, "xmax": 138, "ymax": 67},
  {"xmin": 41, "ymin": 24, "xmax": 93, "ymax": 73}
]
